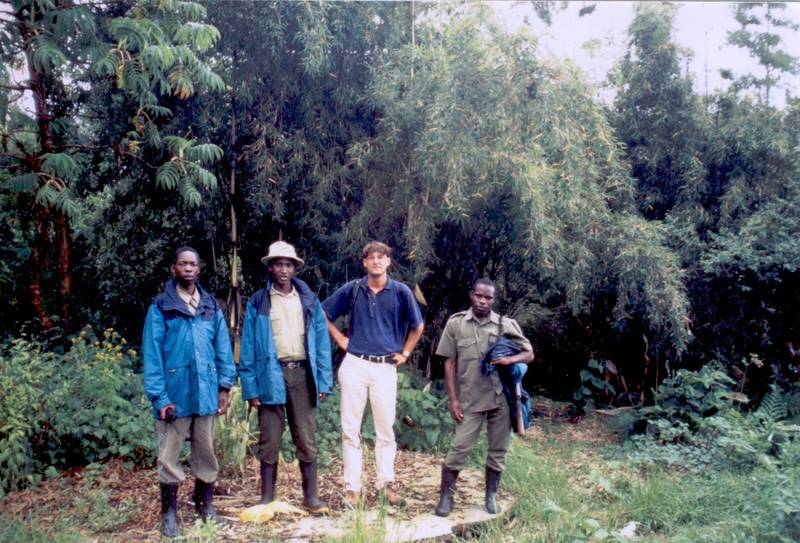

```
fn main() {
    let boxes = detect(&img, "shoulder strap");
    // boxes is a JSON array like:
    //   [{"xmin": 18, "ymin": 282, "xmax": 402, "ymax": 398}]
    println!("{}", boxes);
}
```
[
  {"xmin": 350, "ymin": 279, "xmax": 360, "ymax": 309},
  {"xmin": 343, "ymin": 279, "xmax": 360, "ymax": 332}
]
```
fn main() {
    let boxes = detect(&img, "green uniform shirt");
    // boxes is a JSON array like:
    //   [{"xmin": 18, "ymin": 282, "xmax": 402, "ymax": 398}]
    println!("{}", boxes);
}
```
[{"xmin": 435, "ymin": 309, "xmax": 532, "ymax": 413}]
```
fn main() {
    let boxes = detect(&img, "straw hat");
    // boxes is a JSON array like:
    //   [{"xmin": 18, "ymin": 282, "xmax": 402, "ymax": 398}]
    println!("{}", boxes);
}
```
[{"xmin": 260, "ymin": 241, "xmax": 304, "ymax": 267}]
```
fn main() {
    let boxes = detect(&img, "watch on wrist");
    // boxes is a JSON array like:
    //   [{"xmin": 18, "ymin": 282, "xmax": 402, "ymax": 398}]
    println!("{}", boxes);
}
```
[{"xmin": 401, "ymin": 350, "xmax": 411, "ymax": 358}]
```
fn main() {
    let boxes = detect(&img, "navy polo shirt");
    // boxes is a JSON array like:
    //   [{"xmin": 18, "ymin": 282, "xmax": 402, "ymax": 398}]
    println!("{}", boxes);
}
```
[{"xmin": 323, "ymin": 276, "xmax": 423, "ymax": 355}]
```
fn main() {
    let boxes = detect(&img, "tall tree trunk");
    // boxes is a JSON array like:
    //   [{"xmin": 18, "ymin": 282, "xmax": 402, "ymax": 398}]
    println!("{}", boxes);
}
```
[
  {"xmin": 23, "ymin": 5, "xmax": 73, "ymax": 328},
  {"xmin": 30, "ymin": 204, "xmax": 53, "ymax": 328},
  {"xmin": 55, "ymin": 210, "xmax": 72, "ymax": 326}
]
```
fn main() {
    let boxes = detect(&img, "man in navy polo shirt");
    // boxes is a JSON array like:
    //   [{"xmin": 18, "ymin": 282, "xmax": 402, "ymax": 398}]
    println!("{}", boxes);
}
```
[{"xmin": 324, "ymin": 241, "xmax": 424, "ymax": 507}]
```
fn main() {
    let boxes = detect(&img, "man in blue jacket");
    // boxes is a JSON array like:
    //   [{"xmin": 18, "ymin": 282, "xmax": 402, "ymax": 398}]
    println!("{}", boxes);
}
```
[
  {"xmin": 239, "ymin": 241, "xmax": 333, "ymax": 514},
  {"xmin": 143, "ymin": 247, "xmax": 236, "ymax": 537}
]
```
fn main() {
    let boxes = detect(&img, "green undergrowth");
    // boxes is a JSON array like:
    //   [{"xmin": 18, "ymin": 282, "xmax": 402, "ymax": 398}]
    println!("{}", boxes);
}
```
[
  {"xmin": 457, "ymin": 417, "xmax": 799, "ymax": 543},
  {"xmin": 3, "ymin": 397, "xmax": 797, "ymax": 542},
  {"xmin": 329, "ymin": 411, "xmax": 798, "ymax": 543}
]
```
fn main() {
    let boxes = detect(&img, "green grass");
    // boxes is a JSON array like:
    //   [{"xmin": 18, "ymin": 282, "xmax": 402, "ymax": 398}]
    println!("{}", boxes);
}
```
[
  {"xmin": 0, "ymin": 516, "xmax": 84, "ymax": 543},
  {"xmin": 3, "ymin": 417, "xmax": 797, "ymax": 542}
]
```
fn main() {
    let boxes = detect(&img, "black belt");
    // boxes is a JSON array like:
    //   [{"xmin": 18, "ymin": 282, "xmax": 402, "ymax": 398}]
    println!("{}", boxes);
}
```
[
  {"xmin": 351, "ymin": 353, "xmax": 394, "ymax": 364},
  {"xmin": 279, "ymin": 359, "xmax": 305, "ymax": 369}
]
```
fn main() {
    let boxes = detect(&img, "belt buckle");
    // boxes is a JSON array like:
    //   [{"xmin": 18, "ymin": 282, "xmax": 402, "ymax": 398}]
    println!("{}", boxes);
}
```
[{"xmin": 368, "ymin": 354, "xmax": 391, "ymax": 364}]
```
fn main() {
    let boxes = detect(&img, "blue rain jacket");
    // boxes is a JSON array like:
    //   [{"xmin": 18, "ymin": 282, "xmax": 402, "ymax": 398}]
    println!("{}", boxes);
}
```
[
  {"xmin": 142, "ymin": 279, "xmax": 236, "ymax": 419},
  {"xmin": 481, "ymin": 337, "xmax": 533, "ymax": 433},
  {"xmin": 239, "ymin": 277, "xmax": 332, "ymax": 407}
]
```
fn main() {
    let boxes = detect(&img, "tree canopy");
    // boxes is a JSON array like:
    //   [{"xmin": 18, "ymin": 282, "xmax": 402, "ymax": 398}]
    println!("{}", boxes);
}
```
[{"xmin": 1, "ymin": 1, "xmax": 798, "ymax": 402}]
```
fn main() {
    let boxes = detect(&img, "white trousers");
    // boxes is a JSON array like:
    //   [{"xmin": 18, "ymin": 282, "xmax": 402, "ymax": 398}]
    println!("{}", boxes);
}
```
[{"xmin": 338, "ymin": 352, "xmax": 398, "ymax": 492}]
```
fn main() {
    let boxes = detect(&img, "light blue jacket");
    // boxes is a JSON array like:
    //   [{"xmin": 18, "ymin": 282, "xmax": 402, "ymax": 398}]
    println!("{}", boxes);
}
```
[
  {"xmin": 142, "ymin": 279, "xmax": 236, "ymax": 419},
  {"xmin": 239, "ymin": 277, "xmax": 332, "ymax": 407}
]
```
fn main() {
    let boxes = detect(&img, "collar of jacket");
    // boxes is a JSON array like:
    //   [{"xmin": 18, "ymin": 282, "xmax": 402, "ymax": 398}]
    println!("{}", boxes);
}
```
[
  {"xmin": 156, "ymin": 278, "xmax": 217, "ymax": 317},
  {"xmin": 256, "ymin": 276, "xmax": 316, "ymax": 317}
]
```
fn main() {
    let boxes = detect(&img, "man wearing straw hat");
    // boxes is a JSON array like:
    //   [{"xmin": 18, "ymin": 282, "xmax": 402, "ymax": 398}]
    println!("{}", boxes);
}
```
[{"xmin": 239, "ymin": 241, "xmax": 333, "ymax": 514}]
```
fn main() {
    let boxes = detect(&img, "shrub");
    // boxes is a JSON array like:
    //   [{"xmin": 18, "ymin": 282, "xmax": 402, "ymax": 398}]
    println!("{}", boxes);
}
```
[{"xmin": 0, "ymin": 326, "xmax": 155, "ymax": 496}]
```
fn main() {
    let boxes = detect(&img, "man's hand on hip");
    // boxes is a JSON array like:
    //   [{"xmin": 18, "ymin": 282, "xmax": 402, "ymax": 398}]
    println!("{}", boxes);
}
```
[{"xmin": 391, "ymin": 352, "xmax": 409, "ymax": 366}]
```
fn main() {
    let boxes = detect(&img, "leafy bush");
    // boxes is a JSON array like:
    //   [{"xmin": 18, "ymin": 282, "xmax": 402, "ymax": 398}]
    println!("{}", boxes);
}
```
[
  {"xmin": 0, "ymin": 326, "xmax": 155, "ymax": 496},
  {"xmin": 393, "ymin": 372, "xmax": 454, "ymax": 453},
  {"xmin": 573, "ymin": 358, "xmax": 617, "ymax": 410},
  {"xmin": 214, "ymin": 386, "xmax": 256, "ymax": 477}
]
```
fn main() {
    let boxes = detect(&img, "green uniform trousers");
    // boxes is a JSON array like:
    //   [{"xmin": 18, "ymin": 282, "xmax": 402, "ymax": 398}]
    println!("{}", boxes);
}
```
[
  {"xmin": 444, "ymin": 400, "xmax": 511, "ymax": 472},
  {"xmin": 257, "ymin": 365, "xmax": 317, "ymax": 464},
  {"xmin": 156, "ymin": 414, "xmax": 219, "ymax": 484}
]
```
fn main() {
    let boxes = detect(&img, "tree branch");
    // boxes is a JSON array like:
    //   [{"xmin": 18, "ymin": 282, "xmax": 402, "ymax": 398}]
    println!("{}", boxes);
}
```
[{"xmin": 0, "ymin": 83, "xmax": 30, "ymax": 92}]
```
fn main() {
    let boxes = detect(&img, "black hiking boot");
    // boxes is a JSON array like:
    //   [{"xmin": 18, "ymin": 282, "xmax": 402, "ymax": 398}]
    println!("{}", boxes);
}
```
[
  {"xmin": 259, "ymin": 461, "xmax": 278, "ymax": 504},
  {"xmin": 485, "ymin": 466, "xmax": 502, "ymax": 514},
  {"xmin": 300, "ymin": 459, "xmax": 329, "ymax": 514},
  {"xmin": 193, "ymin": 479, "xmax": 224, "ymax": 524},
  {"xmin": 434, "ymin": 465, "xmax": 460, "ymax": 517},
  {"xmin": 159, "ymin": 482, "xmax": 180, "ymax": 538}
]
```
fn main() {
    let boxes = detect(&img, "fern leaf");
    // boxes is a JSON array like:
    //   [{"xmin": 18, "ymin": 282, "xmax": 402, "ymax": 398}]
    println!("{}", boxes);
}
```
[{"xmin": 756, "ymin": 391, "xmax": 787, "ymax": 423}]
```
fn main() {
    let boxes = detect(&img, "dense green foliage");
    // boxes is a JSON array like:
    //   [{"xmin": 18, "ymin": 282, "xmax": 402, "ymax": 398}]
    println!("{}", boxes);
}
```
[
  {"xmin": 0, "ymin": 0, "xmax": 798, "ymax": 451},
  {"xmin": 0, "ymin": 327, "xmax": 153, "ymax": 497}
]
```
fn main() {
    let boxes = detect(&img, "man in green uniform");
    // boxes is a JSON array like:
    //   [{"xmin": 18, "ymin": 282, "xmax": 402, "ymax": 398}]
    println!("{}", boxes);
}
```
[{"xmin": 433, "ymin": 278, "xmax": 533, "ymax": 517}]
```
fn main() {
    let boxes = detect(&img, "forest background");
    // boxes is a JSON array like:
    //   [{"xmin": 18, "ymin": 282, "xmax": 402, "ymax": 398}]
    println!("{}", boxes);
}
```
[{"xmin": 1, "ymin": 1, "xmax": 800, "ymax": 534}]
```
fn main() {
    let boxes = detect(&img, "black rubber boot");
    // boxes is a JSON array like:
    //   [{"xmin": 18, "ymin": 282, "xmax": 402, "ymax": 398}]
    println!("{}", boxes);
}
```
[
  {"xmin": 193, "ymin": 479, "xmax": 223, "ymax": 524},
  {"xmin": 299, "ymin": 459, "xmax": 329, "ymax": 514},
  {"xmin": 159, "ymin": 482, "xmax": 180, "ymax": 538},
  {"xmin": 259, "ymin": 461, "xmax": 278, "ymax": 504},
  {"xmin": 434, "ymin": 465, "xmax": 460, "ymax": 517},
  {"xmin": 485, "ymin": 466, "xmax": 502, "ymax": 514}
]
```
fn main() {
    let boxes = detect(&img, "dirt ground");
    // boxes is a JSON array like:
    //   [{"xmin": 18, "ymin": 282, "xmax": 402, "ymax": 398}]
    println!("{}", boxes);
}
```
[
  {"xmin": 0, "ymin": 449, "xmax": 511, "ymax": 542},
  {"xmin": 0, "ymin": 405, "xmax": 617, "ymax": 542}
]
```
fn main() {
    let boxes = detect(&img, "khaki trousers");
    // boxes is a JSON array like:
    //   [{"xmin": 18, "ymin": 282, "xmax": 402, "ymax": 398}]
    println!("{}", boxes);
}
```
[
  {"xmin": 257, "ymin": 365, "xmax": 318, "ymax": 464},
  {"xmin": 338, "ymin": 353, "xmax": 398, "ymax": 492},
  {"xmin": 443, "ymin": 401, "xmax": 511, "ymax": 472},
  {"xmin": 156, "ymin": 414, "xmax": 219, "ymax": 484}
]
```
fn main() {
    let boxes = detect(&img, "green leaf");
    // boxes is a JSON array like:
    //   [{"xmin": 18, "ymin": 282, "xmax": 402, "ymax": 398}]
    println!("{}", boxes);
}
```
[
  {"xmin": 185, "ymin": 143, "xmax": 223, "ymax": 164},
  {"xmin": 41, "ymin": 153, "xmax": 80, "ymax": 179},
  {"xmin": 155, "ymin": 161, "xmax": 180, "ymax": 189},
  {"xmin": 173, "ymin": 22, "xmax": 220, "ymax": 53},
  {"xmin": 29, "ymin": 35, "xmax": 67, "ymax": 73},
  {"xmin": 9, "ymin": 173, "xmax": 38, "ymax": 193}
]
